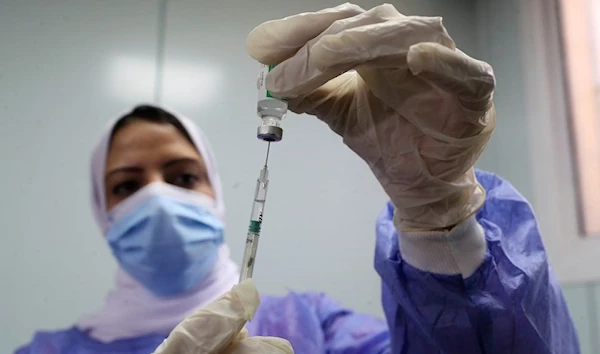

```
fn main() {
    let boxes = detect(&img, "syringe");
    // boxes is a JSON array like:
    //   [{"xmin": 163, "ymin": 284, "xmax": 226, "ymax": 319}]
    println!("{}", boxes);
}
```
[
  {"xmin": 239, "ymin": 64, "xmax": 286, "ymax": 282},
  {"xmin": 239, "ymin": 143, "xmax": 271, "ymax": 282}
]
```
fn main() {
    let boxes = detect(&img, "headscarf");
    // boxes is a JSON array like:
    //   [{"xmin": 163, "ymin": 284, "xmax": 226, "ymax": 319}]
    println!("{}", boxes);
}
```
[{"xmin": 77, "ymin": 106, "xmax": 239, "ymax": 342}]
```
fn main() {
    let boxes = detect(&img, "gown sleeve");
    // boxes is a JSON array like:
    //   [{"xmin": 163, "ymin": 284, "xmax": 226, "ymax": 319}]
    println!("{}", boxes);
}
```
[{"xmin": 374, "ymin": 170, "xmax": 581, "ymax": 353}]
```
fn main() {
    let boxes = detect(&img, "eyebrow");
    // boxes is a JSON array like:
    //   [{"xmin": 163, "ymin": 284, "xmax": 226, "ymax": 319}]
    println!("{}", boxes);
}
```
[
  {"xmin": 162, "ymin": 157, "xmax": 203, "ymax": 169},
  {"xmin": 104, "ymin": 166, "xmax": 144, "ymax": 181},
  {"xmin": 104, "ymin": 158, "xmax": 205, "ymax": 181}
]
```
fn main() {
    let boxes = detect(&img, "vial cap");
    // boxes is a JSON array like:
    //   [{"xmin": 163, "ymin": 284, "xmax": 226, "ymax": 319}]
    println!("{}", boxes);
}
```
[{"xmin": 257, "ymin": 125, "xmax": 283, "ymax": 142}]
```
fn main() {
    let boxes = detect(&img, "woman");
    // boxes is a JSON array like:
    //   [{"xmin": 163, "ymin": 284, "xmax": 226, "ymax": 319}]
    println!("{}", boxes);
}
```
[
  {"xmin": 18, "ymin": 3, "xmax": 579, "ymax": 354},
  {"xmin": 16, "ymin": 105, "xmax": 389, "ymax": 353}
]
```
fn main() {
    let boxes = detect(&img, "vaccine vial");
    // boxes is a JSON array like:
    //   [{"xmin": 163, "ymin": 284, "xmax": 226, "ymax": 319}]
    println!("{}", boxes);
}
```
[{"xmin": 256, "ymin": 64, "xmax": 288, "ymax": 142}]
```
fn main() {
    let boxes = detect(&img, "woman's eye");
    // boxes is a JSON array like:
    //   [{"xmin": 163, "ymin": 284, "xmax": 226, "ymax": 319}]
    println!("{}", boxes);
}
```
[
  {"xmin": 173, "ymin": 173, "xmax": 199, "ymax": 188},
  {"xmin": 112, "ymin": 181, "xmax": 140, "ymax": 196}
]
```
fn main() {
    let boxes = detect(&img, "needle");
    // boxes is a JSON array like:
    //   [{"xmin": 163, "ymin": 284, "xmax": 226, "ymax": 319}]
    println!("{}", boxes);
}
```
[{"xmin": 264, "ymin": 142, "xmax": 271, "ymax": 167}]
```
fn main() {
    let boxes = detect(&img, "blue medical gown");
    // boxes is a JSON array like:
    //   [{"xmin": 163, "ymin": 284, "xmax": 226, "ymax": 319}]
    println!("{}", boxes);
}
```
[
  {"xmin": 15, "ymin": 171, "xmax": 579, "ymax": 353},
  {"xmin": 14, "ymin": 293, "xmax": 389, "ymax": 354}
]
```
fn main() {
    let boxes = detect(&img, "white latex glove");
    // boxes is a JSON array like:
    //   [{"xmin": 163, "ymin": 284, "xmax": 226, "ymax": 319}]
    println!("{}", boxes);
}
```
[
  {"xmin": 153, "ymin": 280, "xmax": 293, "ymax": 354},
  {"xmin": 247, "ymin": 3, "xmax": 496, "ymax": 231}
]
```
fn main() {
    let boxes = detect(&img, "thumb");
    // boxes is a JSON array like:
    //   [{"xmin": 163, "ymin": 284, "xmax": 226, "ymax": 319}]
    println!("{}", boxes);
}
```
[
  {"xmin": 279, "ymin": 71, "xmax": 359, "ymax": 138},
  {"xmin": 153, "ymin": 279, "xmax": 260, "ymax": 354},
  {"xmin": 407, "ymin": 42, "xmax": 495, "ymax": 112}
]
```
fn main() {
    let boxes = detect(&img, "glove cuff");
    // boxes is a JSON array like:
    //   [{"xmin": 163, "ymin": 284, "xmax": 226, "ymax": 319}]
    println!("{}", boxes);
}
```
[
  {"xmin": 397, "ymin": 215, "xmax": 487, "ymax": 278},
  {"xmin": 391, "ymin": 175, "xmax": 487, "ymax": 231}
]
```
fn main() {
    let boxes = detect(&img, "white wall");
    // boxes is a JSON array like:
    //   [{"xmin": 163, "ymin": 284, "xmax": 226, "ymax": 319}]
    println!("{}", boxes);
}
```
[
  {"xmin": 0, "ymin": 1, "xmax": 480, "ymax": 352},
  {"xmin": 472, "ymin": 0, "xmax": 531, "ymax": 192},
  {"xmin": 0, "ymin": 1, "xmax": 161, "ymax": 351}
]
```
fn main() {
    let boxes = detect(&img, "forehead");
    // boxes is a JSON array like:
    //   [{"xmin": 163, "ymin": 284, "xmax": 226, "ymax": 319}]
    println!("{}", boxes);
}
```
[{"xmin": 105, "ymin": 120, "xmax": 204, "ymax": 170}]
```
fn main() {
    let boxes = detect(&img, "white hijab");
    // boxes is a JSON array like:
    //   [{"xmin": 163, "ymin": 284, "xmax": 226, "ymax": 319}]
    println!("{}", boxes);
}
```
[{"xmin": 77, "ymin": 106, "xmax": 239, "ymax": 343}]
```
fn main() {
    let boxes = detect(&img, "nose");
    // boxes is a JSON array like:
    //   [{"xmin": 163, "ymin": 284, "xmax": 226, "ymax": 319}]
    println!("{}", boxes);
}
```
[{"xmin": 146, "ymin": 171, "xmax": 166, "ymax": 185}]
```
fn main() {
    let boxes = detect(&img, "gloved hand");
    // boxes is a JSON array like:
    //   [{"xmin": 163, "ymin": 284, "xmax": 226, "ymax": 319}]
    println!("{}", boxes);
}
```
[
  {"xmin": 247, "ymin": 3, "xmax": 496, "ymax": 231},
  {"xmin": 153, "ymin": 280, "xmax": 293, "ymax": 354}
]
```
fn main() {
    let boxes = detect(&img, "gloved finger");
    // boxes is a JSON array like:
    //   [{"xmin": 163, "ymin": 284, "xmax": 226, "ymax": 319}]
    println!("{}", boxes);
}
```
[
  {"xmin": 152, "ymin": 280, "xmax": 259, "ymax": 354},
  {"xmin": 267, "ymin": 16, "xmax": 455, "ymax": 98},
  {"xmin": 407, "ymin": 42, "xmax": 495, "ymax": 112},
  {"xmin": 223, "ymin": 337, "xmax": 294, "ymax": 354},
  {"xmin": 246, "ymin": 2, "xmax": 366, "ymax": 65},
  {"xmin": 236, "ymin": 327, "xmax": 249, "ymax": 341},
  {"xmin": 282, "ymin": 71, "xmax": 358, "ymax": 133}
]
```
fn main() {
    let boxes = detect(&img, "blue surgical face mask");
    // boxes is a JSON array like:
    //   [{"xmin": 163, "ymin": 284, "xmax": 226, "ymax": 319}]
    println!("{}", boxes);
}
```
[{"xmin": 105, "ymin": 183, "xmax": 224, "ymax": 297}]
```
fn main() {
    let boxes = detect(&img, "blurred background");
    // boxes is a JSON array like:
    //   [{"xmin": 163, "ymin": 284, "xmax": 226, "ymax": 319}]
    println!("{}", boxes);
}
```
[{"xmin": 1, "ymin": 0, "xmax": 600, "ymax": 352}]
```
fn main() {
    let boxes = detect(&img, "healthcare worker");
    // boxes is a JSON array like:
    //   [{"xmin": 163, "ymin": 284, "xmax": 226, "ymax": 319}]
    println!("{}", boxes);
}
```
[{"xmin": 17, "ymin": 3, "xmax": 579, "ymax": 354}]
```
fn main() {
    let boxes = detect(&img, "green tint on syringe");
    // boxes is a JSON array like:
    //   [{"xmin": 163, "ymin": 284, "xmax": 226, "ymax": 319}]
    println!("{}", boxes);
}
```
[{"xmin": 239, "ymin": 162, "xmax": 269, "ymax": 282}]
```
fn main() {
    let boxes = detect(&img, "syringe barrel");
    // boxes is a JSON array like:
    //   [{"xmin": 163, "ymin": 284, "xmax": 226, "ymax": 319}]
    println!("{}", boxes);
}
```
[
  {"xmin": 239, "ymin": 166, "xmax": 270, "ymax": 282},
  {"xmin": 239, "ymin": 232, "xmax": 259, "ymax": 281},
  {"xmin": 250, "ymin": 167, "xmax": 268, "ymax": 220}
]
